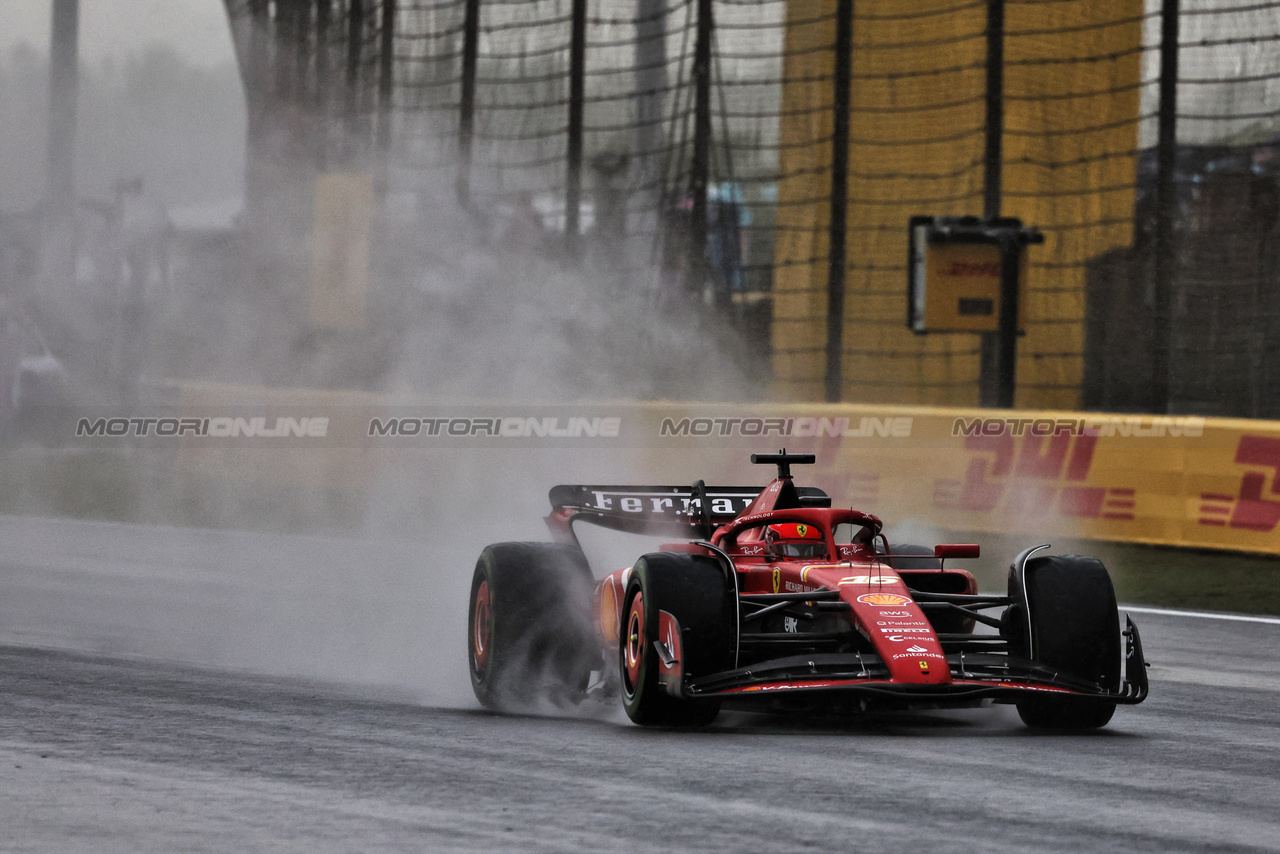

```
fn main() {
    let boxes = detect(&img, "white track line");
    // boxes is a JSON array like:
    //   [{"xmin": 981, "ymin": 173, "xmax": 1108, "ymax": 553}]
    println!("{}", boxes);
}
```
[{"xmin": 1120, "ymin": 605, "xmax": 1280, "ymax": 626}]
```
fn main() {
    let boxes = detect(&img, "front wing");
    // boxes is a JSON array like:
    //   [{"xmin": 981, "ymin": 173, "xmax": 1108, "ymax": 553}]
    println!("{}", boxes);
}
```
[{"xmin": 679, "ymin": 617, "xmax": 1149, "ymax": 706}]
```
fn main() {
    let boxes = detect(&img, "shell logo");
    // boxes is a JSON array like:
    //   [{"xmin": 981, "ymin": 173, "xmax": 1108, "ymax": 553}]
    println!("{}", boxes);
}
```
[{"xmin": 857, "ymin": 593, "xmax": 913, "ymax": 607}]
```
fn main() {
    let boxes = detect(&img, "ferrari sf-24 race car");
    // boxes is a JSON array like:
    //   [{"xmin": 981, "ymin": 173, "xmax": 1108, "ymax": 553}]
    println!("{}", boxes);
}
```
[{"xmin": 467, "ymin": 452, "xmax": 1148, "ymax": 729}]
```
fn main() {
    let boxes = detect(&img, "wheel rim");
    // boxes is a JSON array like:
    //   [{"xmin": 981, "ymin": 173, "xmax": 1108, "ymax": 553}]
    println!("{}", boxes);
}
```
[
  {"xmin": 623, "ymin": 590, "xmax": 645, "ymax": 695},
  {"xmin": 472, "ymin": 580, "xmax": 492, "ymax": 674}
]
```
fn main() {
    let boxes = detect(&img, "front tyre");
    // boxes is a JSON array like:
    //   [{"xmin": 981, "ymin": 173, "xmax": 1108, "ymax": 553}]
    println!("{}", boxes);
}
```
[
  {"xmin": 1010, "ymin": 554, "xmax": 1120, "ymax": 729},
  {"xmin": 621, "ymin": 552, "xmax": 734, "ymax": 727},
  {"xmin": 468, "ymin": 542, "xmax": 598, "ymax": 711}
]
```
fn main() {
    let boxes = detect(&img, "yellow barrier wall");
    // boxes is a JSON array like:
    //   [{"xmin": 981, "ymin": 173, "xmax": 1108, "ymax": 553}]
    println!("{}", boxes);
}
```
[
  {"xmin": 634, "ymin": 403, "xmax": 1280, "ymax": 555},
  {"xmin": 162, "ymin": 382, "xmax": 1280, "ymax": 555},
  {"xmin": 772, "ymin": 1, "xmax": 1143, "ymax": 409}
]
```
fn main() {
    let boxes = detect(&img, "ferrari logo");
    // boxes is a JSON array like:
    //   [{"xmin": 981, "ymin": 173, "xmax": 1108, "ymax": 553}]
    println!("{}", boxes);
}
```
[
  {"xmin": 772, "ymin": 568, "xmax": 781, "ymax": 593},
  {"xmin": 919, "ymin": 661, "xmax": 930, "ymax": 672},
  {"xmin": 796, "ymin": 524, "xmax": 808, "ymax": 537}
]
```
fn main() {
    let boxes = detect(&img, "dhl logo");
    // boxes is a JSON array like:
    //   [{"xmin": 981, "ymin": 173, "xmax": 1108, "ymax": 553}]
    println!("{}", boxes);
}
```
[
  {"xmin": 934, "ymin": 428, "xmax": 1135, "ymax": 521},
  {"xmin": 1199, "ymin": 436, "xmax": 1280, "ymax": 532}
]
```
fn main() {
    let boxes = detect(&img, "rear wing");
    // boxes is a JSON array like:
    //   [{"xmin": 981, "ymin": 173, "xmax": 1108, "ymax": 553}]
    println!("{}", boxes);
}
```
[{"xmin": 547, "ymin": 483, "xmax": 831, "ymax": 538}]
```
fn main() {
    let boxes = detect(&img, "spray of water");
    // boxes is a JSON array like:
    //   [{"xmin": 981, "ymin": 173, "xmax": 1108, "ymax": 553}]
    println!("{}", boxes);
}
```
[{"xmin": 0, "ymin": 27, "xmax": 762, "ymax": 713}]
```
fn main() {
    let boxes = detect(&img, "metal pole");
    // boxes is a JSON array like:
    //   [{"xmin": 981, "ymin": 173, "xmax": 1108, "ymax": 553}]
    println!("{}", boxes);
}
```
[
  {"xmin": 316, "ymin": 0, "xmax": 332, "ymax": 110},
  {"xmin": 1152, "ymin": 0, "xmax": 1179, "ymax": 413},
  {"xmin": 276, "ymin": 0, "xmax": 306, "ymax": 104},
  {"xmin": 995, "ymin": 234, "xmax": 1019, "ymax": 407},
  {"xmin": 243, "ymin": 0, "xmax": 271, "ymax": 229},
  {"xmin": 825, "ymin": 0, "xmax": 854, "ymax": 403},
  {"xmin": 634, "ymin": 0, "xmax": 666, "ymax": 283},
  {"xmin": 378, "ymin": 0, "xmax": 396, "ymax": 152},
  {"xmin": 983, "ymin": 0, "xmax": 1003, "ymax": 221},
  {"xmin": 346, "ymin": 0, "xmax": 365, "ymax": 157},
  {"xmin": 457, "ymin": 0, "xmax": 480, "ymax": 206},
  {"xmin": 296, "ymin": 0, "xmax": 312, "ymax": 104},
  {"xmin": 45, "ymin": 0, "xmax": 79, "ymax": 247},
  {"xmin": 688, "ymin": 0, "xmax": 713, "ymax": 297},
  {"xmin": 566, "ymin": 0, "xmax": 587, "ymax": 259},
  {"xmin": 634, "ymin": 0, "xmax": 666, "ymax": 188},
  {"xmin": 979, "ymin": 0, "xmax": 1005, "ymax": 407}
]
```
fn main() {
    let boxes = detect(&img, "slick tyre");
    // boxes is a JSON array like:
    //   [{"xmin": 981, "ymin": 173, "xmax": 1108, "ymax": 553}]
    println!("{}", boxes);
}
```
[
  {"xmin": 468, "ymin": 542, "xmax": 598, "ymax": 712},
  {"xmin": 1010, "ymin": 554, "xmax": 1120, "ymax": 730},
  {"xmin": 620, "ymin": 553, "xmax": 734, "ymax": 727}
]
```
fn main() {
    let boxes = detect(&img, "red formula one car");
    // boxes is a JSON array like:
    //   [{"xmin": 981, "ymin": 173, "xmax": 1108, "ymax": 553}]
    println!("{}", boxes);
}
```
[{"xmin": 467, "ymin": 452, "xmax": 1148, "ymax": 729}]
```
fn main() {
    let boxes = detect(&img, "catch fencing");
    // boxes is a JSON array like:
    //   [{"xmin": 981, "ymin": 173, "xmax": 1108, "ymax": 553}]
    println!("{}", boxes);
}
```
[{"xmin": 224, "ymin": 0, "xmax": 1280, "ymax": 415}]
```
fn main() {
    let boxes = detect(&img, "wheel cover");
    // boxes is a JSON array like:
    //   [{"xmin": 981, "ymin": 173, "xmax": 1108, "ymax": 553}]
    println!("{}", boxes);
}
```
[
  {"xmin": 472, "ymin": 580, "xmax": 492, "ymax": 674},
  {"xmin": 623, "ymin": 591, "xmax": 645, "ymax": 695}
]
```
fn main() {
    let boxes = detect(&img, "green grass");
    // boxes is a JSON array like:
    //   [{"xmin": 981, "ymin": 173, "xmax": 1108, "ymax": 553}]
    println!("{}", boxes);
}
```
[{"xmin": 943, "ymin": 531, "xmax": 1280, "ymax": 617}]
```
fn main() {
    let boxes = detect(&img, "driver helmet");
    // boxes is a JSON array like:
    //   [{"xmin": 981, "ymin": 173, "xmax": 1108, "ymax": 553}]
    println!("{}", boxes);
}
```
[{"xmin": 764, "ymin": 522, "xmax": 826, "ymax": 559}]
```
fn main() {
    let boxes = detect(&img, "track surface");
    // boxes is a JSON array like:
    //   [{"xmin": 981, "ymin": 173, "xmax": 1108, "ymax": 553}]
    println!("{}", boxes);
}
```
[{"xmin": 3, "ymin": 516, "xmax": 1280, "ymax": 852}]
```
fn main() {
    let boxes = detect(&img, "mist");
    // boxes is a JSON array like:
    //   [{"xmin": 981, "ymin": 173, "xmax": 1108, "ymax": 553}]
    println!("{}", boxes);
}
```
[
  {"xmin": 0, "ymin": 19, "xmax": 1025, "ymax": 713},
  {"xmin": 0, "ymin": 41, "xmax": 245, "ymax": 216},
  {"xmin": 0, "ymin": 30, "xmax": 764, "ymax": 710}
]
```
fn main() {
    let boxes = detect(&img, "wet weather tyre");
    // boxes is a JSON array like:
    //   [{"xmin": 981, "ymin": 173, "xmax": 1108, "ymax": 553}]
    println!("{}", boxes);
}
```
[
  {"xmin": 1012, "ymin": 554, "xmax": 1120, "ymax": 730},
  {"xmin": 621, "ymin": 552, "xmax": 735, "ymax": 727},
  {"xmin": 468, "ymin": 542, "xmax": 598, "ymax": 712}
]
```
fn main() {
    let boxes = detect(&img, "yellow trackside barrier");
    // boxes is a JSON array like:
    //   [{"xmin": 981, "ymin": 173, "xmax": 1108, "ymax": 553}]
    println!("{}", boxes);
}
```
[
  {"xmin": 156, "ymin": 382, "xmax": 1280, "ymax": 555},
  {"xmin": 618, "ymin": 403, "xmax": 1280, "ymax": 555}
]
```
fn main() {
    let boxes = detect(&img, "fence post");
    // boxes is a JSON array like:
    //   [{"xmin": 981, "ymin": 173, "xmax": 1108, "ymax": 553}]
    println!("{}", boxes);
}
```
[
  {"xmin": 635, "ymin": 0, "xmax": 666, "ymax": 191},
  {"xmin": 1152, "ymin": 0, "xmax": 1179, "ymax": 413},
  {"xmin": 44, "ymin": 0, "xmax": 79, "ymax": 280},
  {"xmin": 295, "ymin": 0, "xmax": 312, "ymax": 104},
  {"xmin": 825, "ymin": 0, "xmax": 854, "ymax": 403},
  {"xmin": 378, "ymin": 0, "xmax": 396, "ymax": 151},
  {"xmin": 979, "ymin": 0, "xmax": 1005, "ymax": 407},
  {"xmin": 457, "ymin": 0, "xmax": 480, "ymax": 206},
  {"xmin": 687, "ymin": 0, "xmax": 714, "ymax": 298},
  {"xmin": 566, "ymin": 0, "xmax": 587, "ymax": 259},
  {"xmin": 316, "ymin": 0, "xmax": 332, "ymax": 115},
  {"xmin": 346, "ymin": 0, "xmax": 365, "ymax": 156}
]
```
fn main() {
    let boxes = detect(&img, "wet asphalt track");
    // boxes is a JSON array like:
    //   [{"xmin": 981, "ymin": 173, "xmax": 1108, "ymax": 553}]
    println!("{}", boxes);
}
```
[{"xmin": 2, "ymin": 515, "xmax": 1280, "ymax": 852}]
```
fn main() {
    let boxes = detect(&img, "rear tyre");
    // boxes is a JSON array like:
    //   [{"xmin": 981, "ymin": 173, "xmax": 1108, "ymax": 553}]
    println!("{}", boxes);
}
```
[
  {"xmin": 621, "ymin": 552, "xmax": 735, "ymax": 727},
  {"xmin": 468, "ymin": 542, "xmax": 598, "ymax": 712},
  {"xmin": 1009, "ymin": 554, "xmax": 1120, "ymax": 729}
]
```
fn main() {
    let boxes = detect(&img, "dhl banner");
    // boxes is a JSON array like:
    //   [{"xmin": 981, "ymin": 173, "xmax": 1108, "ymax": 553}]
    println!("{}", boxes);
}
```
[
  {"xmin": 150, "ymin": 383, "xmax": 1280, "ymax": 555},
  {"xmin": 632, "ymin": 403, "xmax": 1280, "ymax": 556}
]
